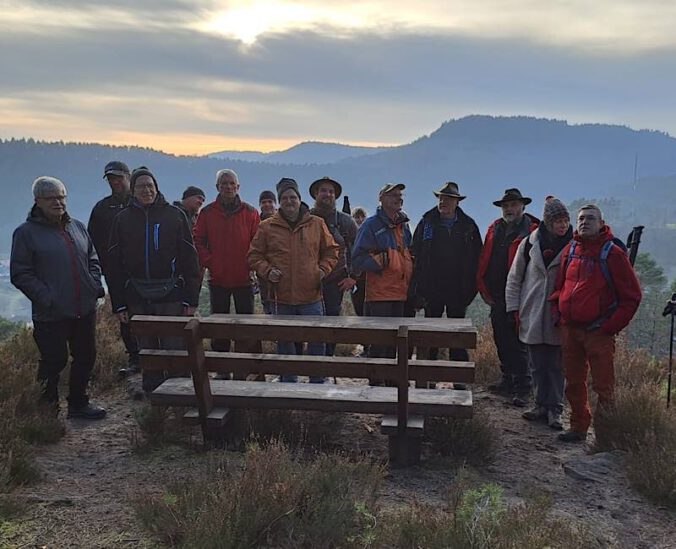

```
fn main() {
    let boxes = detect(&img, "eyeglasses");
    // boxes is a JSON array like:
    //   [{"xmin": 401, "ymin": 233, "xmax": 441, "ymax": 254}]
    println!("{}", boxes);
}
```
[
  {"xmin": 38, "ymin": 195, "xmax": 67, "ymax": 202},
  {"xmin": 135, "ymin": 183, "xmax": 156, "ymax": 190}
]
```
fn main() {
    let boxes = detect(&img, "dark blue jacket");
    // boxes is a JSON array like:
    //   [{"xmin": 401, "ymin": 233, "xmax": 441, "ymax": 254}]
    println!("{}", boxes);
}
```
[
  {"xmin": 351, "ymin": 207, "xmax": 413, "ymax": 302},
  {"xmin": 11, "ymin": 207, "xmax": 104, "ymax": 322}
]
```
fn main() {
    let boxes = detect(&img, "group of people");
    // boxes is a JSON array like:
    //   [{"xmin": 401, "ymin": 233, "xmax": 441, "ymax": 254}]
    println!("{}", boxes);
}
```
[{"xmin": 10, "ymin": 160, "xmax": 642, "ymax": 443}]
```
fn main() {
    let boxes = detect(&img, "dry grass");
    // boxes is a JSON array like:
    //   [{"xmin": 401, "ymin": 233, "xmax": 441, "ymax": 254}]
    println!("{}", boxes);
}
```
[
  {"xmin": 134, "ymin": 441, "xmax": 384, "ymax": 548},
  {"xmin": 0, "ymin": 299, "xmax": 127, "ymax": 488},
  {"xmin": 470, "ymin": 324, "xmax": 500, "ymax": 386},
  {"xmin": 378, "ymin": 483, "xmax": 599, "ymax": 549},
  {"xmin": 425, "ymin": 405, "xmax": 500, "ymax": 466}
]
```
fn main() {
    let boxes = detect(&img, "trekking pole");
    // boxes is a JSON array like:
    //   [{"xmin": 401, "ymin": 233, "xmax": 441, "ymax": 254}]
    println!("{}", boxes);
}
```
[
  {"xmin": 626, "ymin": 225, "xmax": 644, "ymax": 267},
  {"xmin": 662, "ymin": 293, "xmax": 676, "ymax": 408}
]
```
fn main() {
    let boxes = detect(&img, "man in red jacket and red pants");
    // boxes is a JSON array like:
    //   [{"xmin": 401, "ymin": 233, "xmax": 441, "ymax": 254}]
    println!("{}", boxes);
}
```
[
  {"xmin": 550, "ymin": 204, "xmax": 642, "ymax": 442},
  {"xmin": 194, "ymin": 169, "xmax": 260, "ymax": 354}
]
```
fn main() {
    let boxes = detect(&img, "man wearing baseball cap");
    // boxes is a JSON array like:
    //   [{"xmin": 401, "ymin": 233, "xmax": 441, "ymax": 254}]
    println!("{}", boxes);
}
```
[
  {"xmin": 477, "ymin": 188, "xmax": 539, "ymax": 406},
  {"xmin": 88, "ymin": 160, "xmax": 139, "ymax": 377},
  {"xmin": 352, "ymin": 183, "xmax": 413, "ymax": 370}
]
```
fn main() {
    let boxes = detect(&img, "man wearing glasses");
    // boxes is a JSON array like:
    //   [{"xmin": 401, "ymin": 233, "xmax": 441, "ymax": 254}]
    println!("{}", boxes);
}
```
[{"xmin": 11, "ymin": 177, "xmax": 107, "ymax": 419}]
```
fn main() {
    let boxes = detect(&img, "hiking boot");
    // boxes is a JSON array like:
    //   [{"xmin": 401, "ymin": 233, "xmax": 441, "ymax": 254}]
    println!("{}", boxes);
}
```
[
  {"xmin": 452, "ymin": 383, "xmax": 467, "ymax": 391},
  {"xmin": 522, "ymin": 406, "xmax": 547, "ymax": 422},
  {"xmin": 118, "ymin": 357, "xmax": 141, "ymax": 378},
  {"xmin": 67, "ymin": 402, "xmax": 107, "ymax": 420},
  {"xmin": 547, "ymin": 410, "xmax": 564, "ymax": 431},
  {"xmin": 487, "ymin": 378, "xmax": 512, "ymax": 396},
  {"xmin": 557, "ymin": 430, "xmax": 587, "ymax": 442}
]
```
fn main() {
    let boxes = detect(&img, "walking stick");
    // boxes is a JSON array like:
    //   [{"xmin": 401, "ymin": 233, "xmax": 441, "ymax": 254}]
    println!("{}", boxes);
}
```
[{"xmin": 662, "ymin": 293, "xmax": 676, "ymax": 408}]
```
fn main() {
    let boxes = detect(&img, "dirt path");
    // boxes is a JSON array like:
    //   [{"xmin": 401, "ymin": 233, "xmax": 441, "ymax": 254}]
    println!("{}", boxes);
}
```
[{"xmin": 6, "ymin": 384, "xmax": 676, "ymax": 548}]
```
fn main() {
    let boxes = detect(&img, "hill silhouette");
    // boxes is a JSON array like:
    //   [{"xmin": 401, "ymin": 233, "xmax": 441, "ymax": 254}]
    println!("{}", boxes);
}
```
[{"xmin": 1, "ymin": 115, "xmax": 675, "ymax": 280}]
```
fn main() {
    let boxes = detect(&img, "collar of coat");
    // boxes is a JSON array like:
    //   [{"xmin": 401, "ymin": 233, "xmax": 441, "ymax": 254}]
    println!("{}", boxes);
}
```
[
  {"xmin": 375, "ymin": 206, "xmax": 409, "ymax": 228},
  {"xmin": 28, "ymin": 204, "xmax": 71, "ymax": 228},
  {"xmin": 270, "ymin": 202, "xmax": 312, "ymax": 229}
]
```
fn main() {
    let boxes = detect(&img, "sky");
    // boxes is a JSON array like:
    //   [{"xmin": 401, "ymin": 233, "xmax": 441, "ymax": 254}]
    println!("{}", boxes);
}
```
[{"xmin": 1, "ymin": 0, "xmax": 676, "ymax": 155}]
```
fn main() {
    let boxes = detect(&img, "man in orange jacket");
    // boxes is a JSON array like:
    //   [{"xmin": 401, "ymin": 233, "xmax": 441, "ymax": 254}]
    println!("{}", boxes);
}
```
[{"xmin": 550, "ymin": 204, "xmax": 642, "ymax": 442}]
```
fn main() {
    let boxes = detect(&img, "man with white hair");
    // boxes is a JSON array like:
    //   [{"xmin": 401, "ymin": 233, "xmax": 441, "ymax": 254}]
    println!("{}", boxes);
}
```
[
  {"xmin": 11, "ymin": 176, "xmax": 106, "ymax": 419},
  {"xmin": 193, "ymin": 169, "xmax": 260, "ymax": 354}
]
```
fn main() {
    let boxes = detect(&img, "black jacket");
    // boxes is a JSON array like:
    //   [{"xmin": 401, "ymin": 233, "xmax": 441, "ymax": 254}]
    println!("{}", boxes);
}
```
[
  {"xmin": 172, "ymin": 200, "xmax": 198, "ymax": 231},
  {"xmin": 107, "ymin": 193, "xmax": 201, "ymax": 311},
  {"xmin": 11, "ymin": 207, "xmax": 104, "ymax": 322},
  {"xmin": 88, "ymin": 193, "xmax": 132, "ymax": 276},
  {"xmin": 410, "ymin": 206, "xmax": 482, "ymax": 310}
]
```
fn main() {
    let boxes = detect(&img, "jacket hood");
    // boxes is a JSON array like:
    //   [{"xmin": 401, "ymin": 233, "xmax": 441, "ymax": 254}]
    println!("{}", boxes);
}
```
[
  {"xmin": 27, "ymin": 204, "xmax": 71, "ymax": 226},
  {"xmin": 572, "ymin": 224, "xmax": 614, "ymax": 244},
  {"xmin": 490, "ymin": 211, "xmax": 539, "ymax": 229},
  {"xmin": 376, "ymin": 206, "xmax": 409, "ymax": 227},
  {"xmin": 132, "ymin": 191, "xmax": 169, "ymax": 209}
]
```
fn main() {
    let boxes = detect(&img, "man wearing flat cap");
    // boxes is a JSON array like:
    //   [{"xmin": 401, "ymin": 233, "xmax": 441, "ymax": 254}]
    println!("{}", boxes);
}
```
[
  {"xmin": 248, "ymin": 178, "xmax": 339, "ymax": 382},
  {"xmin": 88, "ymin": 160, "xmax": 139, "ymax": 377},
  {"xmin": 174, "ymin": 186, "xmax": 206, "ymax": 230},
  {"xmin": 309, "ymin": 177, "xmax": 358, "ymax": 356},
  {"xmin": 352, "ymin": 183, "xmax": 413, "ymax": 366},
  {"xmin": 410, "ymin": 182, "xmax": 482, "ymax": 364},
  {"xmin": 477, "ymin": 188, "xmax": 539, "ymax": 406}
]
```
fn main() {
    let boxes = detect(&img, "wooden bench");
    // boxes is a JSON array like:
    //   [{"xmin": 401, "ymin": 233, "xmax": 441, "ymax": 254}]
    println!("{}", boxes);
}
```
[{"xmin": 131, "ymin": 314, "xmax": 477, "ymax": 465}]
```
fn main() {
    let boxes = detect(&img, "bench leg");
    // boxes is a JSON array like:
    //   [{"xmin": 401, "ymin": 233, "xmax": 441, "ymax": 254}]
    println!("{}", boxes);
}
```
[
  {"xmin": 388, "ymin": 435, "xmax": 422, "ymax": 467},
  {"xmin": 203, "ymin": 424, "xmax": 227, "ymax": 449}
]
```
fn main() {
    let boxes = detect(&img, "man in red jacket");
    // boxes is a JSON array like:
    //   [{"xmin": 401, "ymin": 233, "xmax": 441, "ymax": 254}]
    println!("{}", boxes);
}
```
[
  {"xmin": 477, "ymin": 188, "xmax": 539, "ymax": 406},
  {"xmin": 194, "ymin": 169, "xmax": 260, "ymax": 352},
  {"xmin": 550, "ymin": 204, "xmax": 641, "ymax": 442}
]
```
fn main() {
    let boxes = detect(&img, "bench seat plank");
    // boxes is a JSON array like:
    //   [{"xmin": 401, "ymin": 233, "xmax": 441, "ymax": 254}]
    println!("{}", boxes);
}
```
[
  {"xmin": 139, "ymin": 350, "xmax": 475, "ymax": 383},
  {"xmin": 150, "ymin": 378, "xmax": 473, "ymax": 418}
]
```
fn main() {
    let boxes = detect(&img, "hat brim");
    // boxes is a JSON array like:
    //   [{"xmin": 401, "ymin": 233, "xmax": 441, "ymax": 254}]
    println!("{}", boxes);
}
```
[
  {"xmin": 309, "ymin": 179, "xmax": 342, "ymax": 199},
  {"xmin": 103, "ymin": 170, "xmax": 129, "ymax": 178},
  {"xmin": 493, "ymin": 197, "xmax": 532, "ymax": 207},
  {"xmin": 433, "ymin": 191, "xmax": 466, "ymax": 200}
]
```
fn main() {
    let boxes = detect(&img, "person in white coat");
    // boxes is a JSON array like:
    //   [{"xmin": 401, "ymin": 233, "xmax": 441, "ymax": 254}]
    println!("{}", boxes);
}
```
[{"xmin": 505, "ymin": 197, "xmax": 572, "ymax": 429}]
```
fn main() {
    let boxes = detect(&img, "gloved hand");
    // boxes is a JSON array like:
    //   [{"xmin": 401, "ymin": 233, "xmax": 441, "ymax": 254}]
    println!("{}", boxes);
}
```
[{"xmin": 507, "ymin": 310, "xmax": 519, "ymax": 328}]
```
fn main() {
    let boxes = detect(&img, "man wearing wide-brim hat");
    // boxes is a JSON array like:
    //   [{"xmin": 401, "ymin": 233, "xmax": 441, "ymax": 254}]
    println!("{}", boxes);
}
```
[
  {"xmin": 309, "ymin": 177, "xmax": 358, "ymax": 357},
  {"xmin": 477, "ymin": 187, "xmax": 539, "ymax": 406},
  {"xmin": 410, "ymin": 181, "xmax": 482, "ymax": 367}
]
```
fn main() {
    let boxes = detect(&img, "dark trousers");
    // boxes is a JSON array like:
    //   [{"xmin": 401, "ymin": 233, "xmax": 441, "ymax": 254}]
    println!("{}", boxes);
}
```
[
  {"xmin": 33, "ymin": 312, "xmax": 97, "ymax": 408},
  {"xmin": 351, "ymin": 278, "xmax": 366, "ymax": 316},
  {"xmin": 423, "ymin": 302, "xmax": 470, "ymax": 361},
  {"xmin": 128, "ymin": 300, "xmax": 185, "ymax": 392},
  {"xmin": 209, "ymin": 285, "xmax": 254, "ymax": 352},
  {"xmin": 490, "ymin": 304, "xmax": 531, "ymax": 394},
  {"xmin": 365, "ymin": 300, "xmax": 405, "ymax": 359},
  {"xmin": 120, "ymin": 321, "xmax": 139, "ymax": 364},
  {"xmin": 322, "ymin": 280, "xmax": 343, "ymax": 356},
  {"xmin": 528, "ymin": 344, "xmax": 564, "ymax": 413}
]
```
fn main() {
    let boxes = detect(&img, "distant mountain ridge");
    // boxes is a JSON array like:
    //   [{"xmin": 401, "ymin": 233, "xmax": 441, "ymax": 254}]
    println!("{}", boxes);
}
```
[
  {"xmin": 209, "ymin": 141, "xmax": 392, "ymax": 165},
  {"xmin": 1, "ymin": 114, "xmax": 674, "ymax": 266}
]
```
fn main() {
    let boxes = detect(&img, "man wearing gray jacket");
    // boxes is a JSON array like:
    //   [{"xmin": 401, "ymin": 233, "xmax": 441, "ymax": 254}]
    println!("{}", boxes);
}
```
[
  {"xmin": 11, "ymin": 176, "xmax": 107, "ymax": 419},
  {"xmin": 505, "ymin": 197, "xmax": 572, "ymax": 430}
]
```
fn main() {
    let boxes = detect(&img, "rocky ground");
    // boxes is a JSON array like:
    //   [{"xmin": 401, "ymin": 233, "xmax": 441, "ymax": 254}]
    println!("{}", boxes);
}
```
[{"xmin": 4, "ymin": 380, "xmax": 675, "ymax": 548}]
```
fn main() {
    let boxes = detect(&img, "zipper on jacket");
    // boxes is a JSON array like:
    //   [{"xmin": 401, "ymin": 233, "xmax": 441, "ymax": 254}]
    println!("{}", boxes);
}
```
[
  {"xmin": 145, "ymin": 209, "xmax": 151, "ymax": 279},
  {"xmin": 154, "ymin": 223, "xmax": 160, "ymax": 251},
  {"xmin": 61, "ymin": 228, "xmax": 82, "ymax": 318}
]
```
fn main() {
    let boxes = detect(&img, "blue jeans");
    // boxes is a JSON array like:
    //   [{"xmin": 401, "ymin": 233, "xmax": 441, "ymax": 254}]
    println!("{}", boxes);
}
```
[{"xmin": 275, "ymin": 301, "xmax": 326, "ymax": 383}]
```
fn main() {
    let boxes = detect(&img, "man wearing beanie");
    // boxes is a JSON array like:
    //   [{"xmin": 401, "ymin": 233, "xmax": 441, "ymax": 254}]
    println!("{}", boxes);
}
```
[
  {"xmin": 194, "ymin": 169, "xmax": 260, "ymax": 355},
  {"xmin": 248, "ymin": 177, "xmax": 339, "ymax": 383},
  {"xmin": 173, "ymin": 185, "xmax": 206, "ymax": 230},
  {"xmin": 477, "ymin": 188, "xmax": 539, "ymax": 406},
  {"xmin": 107, "ymin": 167, "xmax": 201, "ymax": 393},
  {"xmin": 259, "ymin": 190, "xmax": 277, "ymax": 220},
  {"xmin": 549, "ymin": 204, "xmax": 641, "ymax": 442},
  {"xmin": 505, "ymin": 196, "xmax": 573, "ymax": 430},
  {"xmin": 88, "ymin": 160, "xmax": 139, "ymax": 377},
  {"xmin": 309, "ymin": 177, "xmax": 358, "ymax": 357}
]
